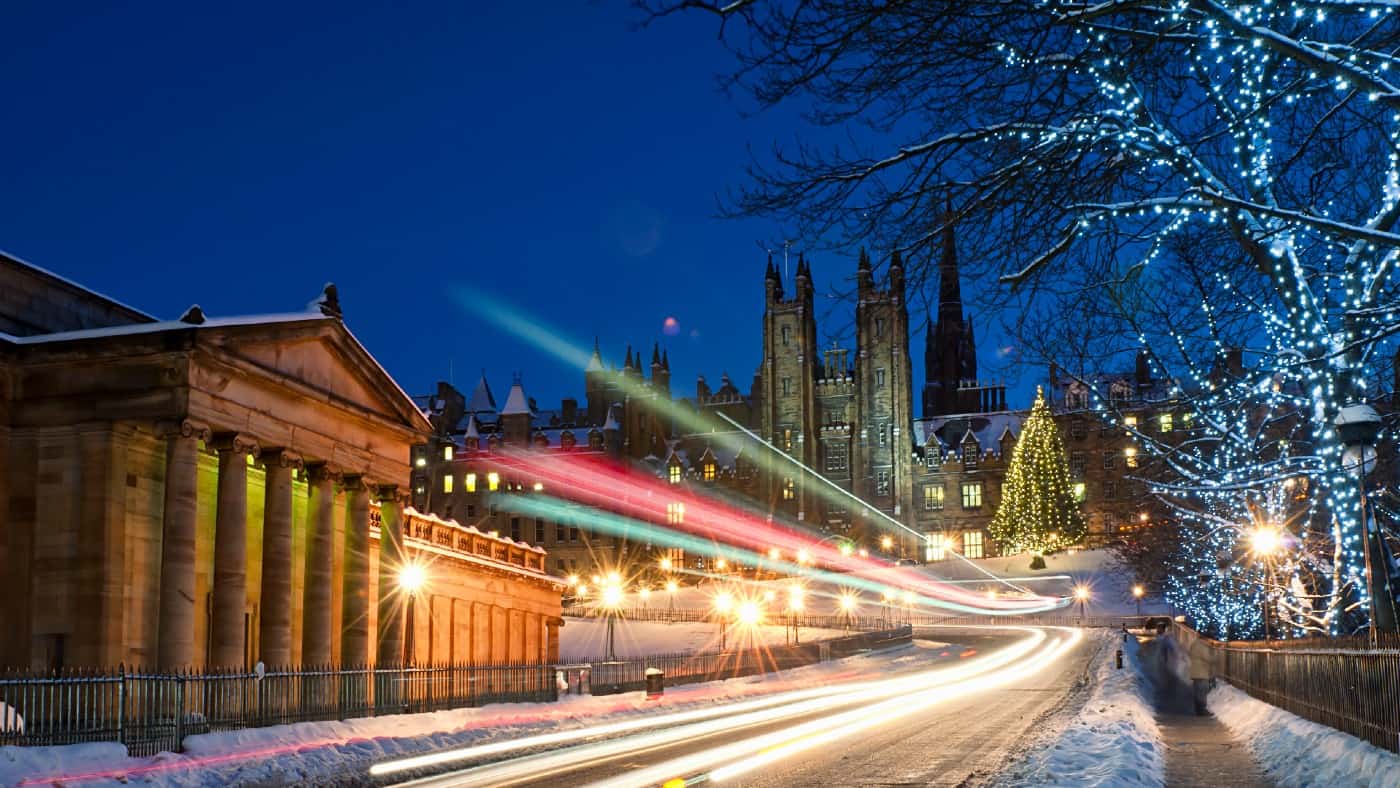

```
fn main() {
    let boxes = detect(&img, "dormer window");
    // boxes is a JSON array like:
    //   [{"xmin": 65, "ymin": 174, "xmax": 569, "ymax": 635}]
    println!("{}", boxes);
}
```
[
  {"xmin": 703, "ymin": 462, "xmax": 717, "ymax": 482},
  {"xmin": 669, "ymin": 465, "xmax": 681, "ymax": 484},
  {"xmin": 963, "ymin": 442, "xmax": 979, "ymax": 469}
]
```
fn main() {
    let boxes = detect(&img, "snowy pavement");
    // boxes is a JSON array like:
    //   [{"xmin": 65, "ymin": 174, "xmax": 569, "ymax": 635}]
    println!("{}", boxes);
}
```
[{"xmin": 994, "ymin": 631, "xmax": 1164, "ymax": 787}]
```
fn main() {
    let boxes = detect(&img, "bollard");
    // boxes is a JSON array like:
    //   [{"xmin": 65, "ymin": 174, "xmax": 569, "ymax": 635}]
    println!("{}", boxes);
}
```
[
  {"xmin": 1116, "ymin": 649, "xmax": 1123, "ymax": 669},
  {"xmin": 645, "ymin": 667, "xmax": 664, "ymax": 700}
]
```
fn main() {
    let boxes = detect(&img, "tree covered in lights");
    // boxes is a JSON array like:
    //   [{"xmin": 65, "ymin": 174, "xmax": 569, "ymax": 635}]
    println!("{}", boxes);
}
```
[
  {"xmin": 990, "ymin": 388, "xmax": 1086, "ymax": 557},
  {"xmin": 654, "ymin": 0, "xmax": 1400, "ymax": 635}
]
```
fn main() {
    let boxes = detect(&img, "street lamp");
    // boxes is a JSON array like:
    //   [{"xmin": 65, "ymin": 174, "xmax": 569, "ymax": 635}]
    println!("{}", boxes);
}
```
[
  {"xmin": 1247, "ymin": 525, "xmax": 1285, "ymax": 641},
  {"xmin": 398, "ymin": 563, "xmax": 428, "ymax": 666},
  {"xmin": 714, "ymin": 591, "xmax": 734, "ymax": 651},
  {"xmin": 660, "ymin": 556, "xmax": 673, "ymax": 572},
  {"xmin": 665, "ymin": 579, "xmax": 679, "ymax": 618},
  {"xmin": 881, "ymin": 535, "xmax": 894, "ymax": 552},
  {"xmin": 1073, "ymin": 585, "xmax": 1091, "ymax": 624},
  {"xmin": 639, "ymin": 586, "xmax": 651, "ymax": 610},
  {"xmin": 1132, "ymin": 584, "xmax": 1145, "ymax": 617},
  {"xmin": 787, "ymin": 585, "xmax": 805, "ymax": 645},
  {"xmin": 839, "ymin": 542, "xmax": 854, "ymax": 558},
  {"xmin": 838, "ymin": 592, "xmax": 858, "ymax": 631},
  {"xmin": 1336, "ymin": 402, "xmax": 1398, "ymax": 639},
  {"xmin": 600, "ymin": 580, "xmax": 624, "ymax": 660},
  {"xmin": 902, "ymin": 590, "xmax": 915, "ymax": 624}
]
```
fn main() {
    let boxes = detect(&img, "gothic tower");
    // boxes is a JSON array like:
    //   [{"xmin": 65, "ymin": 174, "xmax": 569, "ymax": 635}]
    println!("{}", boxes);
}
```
[
  {"xmin": 760, "ymin": 253, "xmax": 820, "ymax": 522},
  {"xmin": 855, "ymin": 249, "xmax": 917, "ymax": 546},
  {"xmin": 923, "ymin": 215, "xmax": 978, "ymax": 417}
]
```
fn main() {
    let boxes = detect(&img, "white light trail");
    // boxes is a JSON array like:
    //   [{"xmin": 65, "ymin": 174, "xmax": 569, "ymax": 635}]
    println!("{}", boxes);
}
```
[{"xmin": 382, "ymin": 627, "xmax": 1078, "ymax": 787}]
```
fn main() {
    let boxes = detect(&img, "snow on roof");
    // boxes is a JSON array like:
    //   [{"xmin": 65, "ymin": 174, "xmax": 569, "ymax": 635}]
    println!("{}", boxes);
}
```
[
  {"xmin": 500, "ymin": 379, "xmax": 532, "ymax": 416},
  {"xmin": 467, "ymin": 374, "xmax": 497, "ymax": 413},
  {"xmin": 603, "ymin": 405, "xmax": 621, "ymax": 431},
  {"xmin": 0, "ymin": 311, "xmax": 334, "ymax": 345},
  {"xmin": 0, "ymin": 247, "xmax": 157, "ymax": 324},
  {"xmin": 463, "ymin": 414, "xmax": 480, "ymax": 439},
  {"xmin": 914, "ymin": 412, "xmax": 1025, "ymax": 454}
]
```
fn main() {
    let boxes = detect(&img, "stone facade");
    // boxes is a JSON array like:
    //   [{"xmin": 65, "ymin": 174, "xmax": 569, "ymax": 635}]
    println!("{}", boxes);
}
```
[{"xmin": 0, "ymin": 252, "xmax": 562, "ymax": 670}]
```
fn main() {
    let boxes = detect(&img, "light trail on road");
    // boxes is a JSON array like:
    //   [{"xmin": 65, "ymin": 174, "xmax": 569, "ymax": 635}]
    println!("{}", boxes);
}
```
[{"xmin": 381, "ymin": 626, "xmax": 1083, "ymax": 787}]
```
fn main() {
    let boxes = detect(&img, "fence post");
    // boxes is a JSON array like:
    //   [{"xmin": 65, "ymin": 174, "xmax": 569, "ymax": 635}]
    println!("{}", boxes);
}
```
[{"xmin": 117, "ymin": 666, "xmax": 127, "ymax": 747}]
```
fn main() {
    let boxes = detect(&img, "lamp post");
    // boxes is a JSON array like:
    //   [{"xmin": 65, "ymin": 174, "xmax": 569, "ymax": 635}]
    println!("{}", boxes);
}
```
[
  {"xmin": 1132, "ymin": 584, "xmax": 1145, "ymax": 617},
  {"xmin": 714, "ymin": 591, "xmax": 733, "ymax": 651},
  {"xmin": 902, "ymin": 591, "xmax": 915, "ymax": 625},
  {"xmin": 398, "ymin": 563, "xmax": 427, "ymax": 667},
  {"xmin": 787, "ymin": 585, "xmax": 804, "ymax": 645},
  {"xmin": 1248, "ymin": 525, "xmax": 1284, "ymax": 641},
  {"xmin": 839, "ymin": 592, "xmax": 857, "ymax": 631},
  {"xmin": 1336, "ymin": 403, "xmax": 1398, "ymax": 640},
  {"xmin": 601, "ymin": 581, "xmax": 624, "ymax": 661},
  {"xmin": 666, "ymin": 579, "xmax": 678, "ymax": 618},
  {"xmin": 880, "ymin": 535, "xmax": 894, "ymax": 554},
  {"xmin": 1073, "ymin": 586, "xmax": 1090, "ymax": 625}
]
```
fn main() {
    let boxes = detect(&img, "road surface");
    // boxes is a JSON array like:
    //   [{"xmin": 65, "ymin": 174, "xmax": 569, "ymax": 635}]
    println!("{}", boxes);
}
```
[{"xmin": 371, "ymin": 626, "xmax": 1098, "ymax": 788}]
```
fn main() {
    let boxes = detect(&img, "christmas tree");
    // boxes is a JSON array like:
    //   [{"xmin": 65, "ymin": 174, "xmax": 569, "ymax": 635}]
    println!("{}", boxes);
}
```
[{"xmin": 989, "ymin": 387, "xmax": 1086, "ymax": 558}]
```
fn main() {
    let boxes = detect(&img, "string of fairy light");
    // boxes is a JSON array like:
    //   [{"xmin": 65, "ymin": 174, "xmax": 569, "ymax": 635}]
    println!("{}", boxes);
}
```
[{"xmin": 992, "ymin": 1, "xmax": 1400, "ymax": 636}]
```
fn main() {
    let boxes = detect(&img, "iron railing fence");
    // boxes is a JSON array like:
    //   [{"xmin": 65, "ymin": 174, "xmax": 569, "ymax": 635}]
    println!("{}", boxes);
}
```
[
  {"xmin": 1173, "ymin": 622, "xmax": 1400, "ymax": 754},
  {"xmin": 572, "ymin": 626, "xmax": 914, "ymax": 695},
  {"xmin": 0, "ymin": 661, "xmax": 556, "ymax": 757},
  {"xmin": 564, "ymin": 607, "xmax": 934, "ymax": 631},
  {"xmin": 909, "ymin": 614, "xmax": 1159, "ymax": 629}
]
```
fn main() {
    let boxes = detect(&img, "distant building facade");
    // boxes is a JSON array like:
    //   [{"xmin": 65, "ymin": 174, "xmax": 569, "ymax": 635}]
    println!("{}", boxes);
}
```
[
  {"xmin": 0, "ymin": 251, "xmax": 561, "ymax": 670},
  {"xmin": 413, "ymin": 228, "xmax": 1185, "ymax": 575}
]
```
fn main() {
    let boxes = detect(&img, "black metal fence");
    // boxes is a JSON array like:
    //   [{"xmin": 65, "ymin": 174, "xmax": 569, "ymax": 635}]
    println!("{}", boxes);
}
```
[
  {"xmin": 1176, "ymin": 624, "xmax": 1400, "ymax": 754},
  {"xmin": 0, "ymin": 627, "xmax": 913, "ymax": 757},
  {"xmin": 0, "ymin": 661, "xmax": 556, "ymax": 757},
  {"xmin": 575, "ymin": 626, "xmax": 913, "ymax": 695},
  {"xmin": 565, "ymin": 607, "xmax": 908, "ymax": 631}
]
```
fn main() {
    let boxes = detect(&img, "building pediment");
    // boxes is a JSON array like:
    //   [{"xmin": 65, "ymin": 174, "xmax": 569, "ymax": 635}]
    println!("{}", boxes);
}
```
[{"xmin": 200, "ymin": 319, "xmax": 429, "ymax": 435}]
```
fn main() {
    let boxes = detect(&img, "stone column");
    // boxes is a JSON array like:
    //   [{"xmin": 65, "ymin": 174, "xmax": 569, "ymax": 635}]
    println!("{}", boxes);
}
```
[
  {"xmin": 301, "ymin": 463, "xmax": 337, "ymax": 665},
  {"xmin": 258, "ymin": 448, "xmax": 300, "ymax": 668},
  {"xmin": 546, "ymin": 618, "xmax": 561, "ymax": 664},
  {"xmin": 375, "ymin": 485, "xmax": 405, "ymax": 667},
  {"xmin": 210, "ymin": 433, "xmax": 258, "ymax": 669},
  {"xmin": 340, "ymin": 475, "xmax": 371, "ymax": 666},
  {"xmin": 156, "ymin": 420, "xmax": 208, "ymax": 670},
  {"xmin": 75, "ymin": 424, "xmax": 129, "ymax": 667}
]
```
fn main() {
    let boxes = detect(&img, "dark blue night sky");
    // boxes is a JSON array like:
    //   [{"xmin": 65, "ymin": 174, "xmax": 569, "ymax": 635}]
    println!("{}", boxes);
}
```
[{"xmin": 1, "ymin": 2, "xmax": 1016, "ymax": 410}]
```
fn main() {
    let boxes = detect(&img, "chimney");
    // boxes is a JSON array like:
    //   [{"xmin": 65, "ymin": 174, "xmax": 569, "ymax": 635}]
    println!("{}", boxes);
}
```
[{"xmin": 561, "ymin": 398, "xmax": 578, "ymax": 425}]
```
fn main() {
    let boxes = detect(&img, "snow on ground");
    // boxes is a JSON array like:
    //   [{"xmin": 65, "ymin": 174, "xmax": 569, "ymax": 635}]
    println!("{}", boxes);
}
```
[
  {"xmin": 996, "ymin": 632, "xmax": 1164, "ymax": 788},
  {"xmin": 616, "ymin": 549, "xmax": 1167, "ymax": 619},
  {"xmin": 1209, "ymin": 682, "xmax": 1400, "ymax": 788},
  {"xmin": 559, "ymin": 618, "xmax": 848, "ymax": 660},
  {"xmin": 0, "ymin": 642, "xmax": 941, "ymax": 788}
]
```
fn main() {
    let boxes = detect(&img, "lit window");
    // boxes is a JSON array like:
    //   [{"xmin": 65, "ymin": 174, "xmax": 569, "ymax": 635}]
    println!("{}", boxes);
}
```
[
  {"xmin": 1159, "ymin": 413, "xmax": 1173, "ymax": 433},
  {"xmin": 667, "ymin": 502, "xmax": 685, "ymax": 524},
  {"xmin": 669, "ymin": 465, "xmax": 682, "ymax": 484},
  {"xmin": 442, "ymin": 474, "xmax": 454, "ymax": 494},
  {"xmin": 415, "ymin": 456, "xmax": 426, "ymax": 468},
  {"xmin": 923, "ymin": 485, "xmax": 944, "ymax": 511},
  {"xmin": 465, "ymin": 473, "xmax": 477, "ymax": 493},
  {"xmin": 1124, "ymin": 447, "xmax": 1138, "ymax": 468},
  {"xmin": 442, "ymin": 445, "xmax": 454, "ymax": 461},
  {"xmin": 703, "ymin": 462, "xmax": 716, "ymax": 482},
  {"xmin": 1123, "ymin": 415, "xmax": 1138, "ymax": 434},
  {"xmin": 487, "ymin": 472, "xmax": 500, "ymax": 491},
  {"xmin": 961, "ymin": 482, "xmax": 983, "ymax": 509},
  {"xmin": 782, "ymin": 477, "xmax": 796, "ymax": 500},
  {"xmin": 962, "ymin": 530, "xmax": 985, "ymax": 559},
  {"xmin": 926, "ymin": 533, "xmax": 947, "ymax": 561},
  {"xmin": 783, "ymin": 428, "xmax": 794, "ymax": 452},
  {"xmin": 1073, "ymin": 482, "xmax": 1086, "ymax": 502}
]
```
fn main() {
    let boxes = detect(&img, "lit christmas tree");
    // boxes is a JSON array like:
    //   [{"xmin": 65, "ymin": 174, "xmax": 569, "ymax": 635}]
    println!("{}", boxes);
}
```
[{"xmin": 990, "ymin": 387, "xmax": 1086, "ymax": 558}]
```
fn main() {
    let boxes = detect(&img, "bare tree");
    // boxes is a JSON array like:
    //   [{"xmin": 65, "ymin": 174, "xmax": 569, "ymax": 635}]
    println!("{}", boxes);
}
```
[{"xmin": 646, "ymin": 0, "xmax": 1400, "ymax": 634}]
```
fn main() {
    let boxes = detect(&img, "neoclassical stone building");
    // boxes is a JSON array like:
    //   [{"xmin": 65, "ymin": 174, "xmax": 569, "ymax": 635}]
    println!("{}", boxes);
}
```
[{"xmin": 0, "ymin": 252, "xmax": 562, "ymax": 671}]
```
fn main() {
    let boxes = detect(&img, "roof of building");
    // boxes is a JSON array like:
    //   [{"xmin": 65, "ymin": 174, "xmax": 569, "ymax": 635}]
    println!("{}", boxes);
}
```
[
  {"xmin": 467, "ymin": 374, "xmax": 497, "ymax": 413},
  {"xmin": 914, "ymin": 411, "xmax": 1024, "ymax": 454},
  {"xmin": 500, "ymin": 379, "xmax": 532, "ymax": 416}
]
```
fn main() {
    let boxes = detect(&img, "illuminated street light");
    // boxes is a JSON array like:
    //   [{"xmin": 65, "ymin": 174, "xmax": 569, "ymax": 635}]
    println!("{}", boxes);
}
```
[
  {"xmin": 838, "ymin": 592, "xmax": 858, "ymax": 631},
  {"xmin": 660, "ymin": 557, "xmax": 673, "ymax": 572},
  {"xmin": 881, "ymin": 535, "xmax": 894, "ymax": 551},
  {"xmin": 665, "ymin": 579, "xmax": 679, "ymax": 617},
  {"xmin": 858, "ymin": 548, "xmax": 869, "ymax": 558},
  {"xmin": 714, "ymin": 591, "xmax": 735, "ymax": 650},
  {"xmin": 1073, "ymin": 585, "xmax": 1090, "ymax": 623},
  {"xmin": 796, "ymin": 549, "xmax": 811, "ymax": 566},
  {"xmin": 839, "ymin": 543, "xmax": 854, "ymax": 557},
  {"xmin": 1132, "ymin": 584, "xmax": 1145, "ymax": 617},
  {"xmin": 716, "ymin": 558, "xmax": 728, "ymax": 571},
  {"xmin": 397, "ymin": 563, "xmax": 427, "ymax": 666},
  {"xmin": 737, "ymin": 600, "xmax": 762, "ymax": 626},
  {"xmin": 567, "ymin": 574, "xmax": 580, "ymax": 587},
  {"xmin": 600, "ymin": 579, "xmax": 625, "ymax": 660},
  {"xmin": 1248, "ymin": 526, "xmax": 1283, "ymax": 557},
  {"xmin": 768, "ymin": 547, "xmax": 781, "ymax": 561}
]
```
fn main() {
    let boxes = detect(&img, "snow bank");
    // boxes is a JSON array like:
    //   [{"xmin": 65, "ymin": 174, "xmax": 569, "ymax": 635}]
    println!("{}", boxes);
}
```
[
  {"xmin": 1209, "ymin": 682, "xmax": 1400, "ymax": 788},
  {"xmin": 559, "ymin": 618, "xmax": 847, "ymax": 660},
  {"xmin": 997, "ymin": 633, "xmax": 1164, "ymax": 787},
  {"xmin": 0, "ymin": 643, "xmax": 931, "ymax": 787}
]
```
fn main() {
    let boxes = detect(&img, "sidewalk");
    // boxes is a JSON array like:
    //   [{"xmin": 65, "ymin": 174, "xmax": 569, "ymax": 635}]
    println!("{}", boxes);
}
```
[{"xmin": 1142, "ymin": 638, "xmax": 1272, "ymax": 787}]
